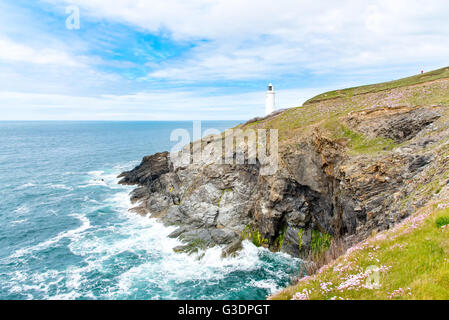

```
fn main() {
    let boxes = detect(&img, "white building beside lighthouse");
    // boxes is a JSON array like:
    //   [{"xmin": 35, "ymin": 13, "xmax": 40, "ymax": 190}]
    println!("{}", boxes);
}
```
[{"xmin": 266, "ymin": 83, "xmax": 275, "ymax": 116}]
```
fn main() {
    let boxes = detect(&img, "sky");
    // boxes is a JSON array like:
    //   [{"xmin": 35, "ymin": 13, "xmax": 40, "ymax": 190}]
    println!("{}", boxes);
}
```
[{"xmin": 0, "ymin": 0, "xmax": 449, "ymax": 120}]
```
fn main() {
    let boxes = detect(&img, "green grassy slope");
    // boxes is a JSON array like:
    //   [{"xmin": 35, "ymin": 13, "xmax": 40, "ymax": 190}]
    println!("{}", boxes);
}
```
[
  {"xmin": 243, "ymin": 66, "xmax": 449, "ymax": 146},
  {"xmin": 271, "ymin": 203, "xmax": 449, "ymax": 300},
  {"xmin": 305, "ymin": 67, "xmax": 449, "ymax": 105}
]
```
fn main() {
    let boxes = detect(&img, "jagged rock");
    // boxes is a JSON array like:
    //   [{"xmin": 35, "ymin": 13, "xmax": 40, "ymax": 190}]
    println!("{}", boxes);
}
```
[
  {"xmin": 347, "ymin": 107, "xmax": 441, "ymax": 143},
  {"xmin": 118, "ymin": 93, "xmax": 446, "ymax": 260},
  {"xmin": 222, "ymin": 240, "xmax": 243, "ymax": 258},
  {"xmin": 118, "ymin": 152, "xmax": 170, "ymax": 186}
]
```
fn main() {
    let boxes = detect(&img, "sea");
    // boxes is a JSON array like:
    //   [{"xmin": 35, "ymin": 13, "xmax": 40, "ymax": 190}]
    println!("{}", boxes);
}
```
[{"xmin": 0, "ymin": 121, "xmax": 300, "ymax": 300}]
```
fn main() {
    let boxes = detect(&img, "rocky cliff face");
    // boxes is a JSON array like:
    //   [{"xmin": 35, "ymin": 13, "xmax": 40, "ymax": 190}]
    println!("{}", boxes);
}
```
[{"xmin": 118, "ymin": 76, "xmax": 449, "ymax": 261}]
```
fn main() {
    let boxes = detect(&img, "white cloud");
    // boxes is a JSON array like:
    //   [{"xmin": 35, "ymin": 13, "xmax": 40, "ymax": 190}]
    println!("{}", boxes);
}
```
[
  {"xmin": 46, "ymin": 0, "xmax": 449, "ymax": 82},
  {"xmin": 0, "ymin": 37, "xmax": 82, "ymax": 67}
]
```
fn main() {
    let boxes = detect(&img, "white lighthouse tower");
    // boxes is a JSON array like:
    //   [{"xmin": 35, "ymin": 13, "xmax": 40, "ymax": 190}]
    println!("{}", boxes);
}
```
[{"xmin": 266, "ymin": 83, "xmax": 275, "ymax": 116}]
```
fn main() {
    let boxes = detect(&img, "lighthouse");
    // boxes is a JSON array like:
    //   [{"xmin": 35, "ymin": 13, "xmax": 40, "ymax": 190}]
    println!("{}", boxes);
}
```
[{"xmin": 266, "ymin": 83, "xmax": 275, "ymax": 116}]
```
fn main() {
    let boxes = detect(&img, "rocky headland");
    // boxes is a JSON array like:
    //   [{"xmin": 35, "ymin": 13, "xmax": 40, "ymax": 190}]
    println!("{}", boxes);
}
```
[{"xmin": 118, "ymin": 67, "xmax": 449, "ymax": 267}]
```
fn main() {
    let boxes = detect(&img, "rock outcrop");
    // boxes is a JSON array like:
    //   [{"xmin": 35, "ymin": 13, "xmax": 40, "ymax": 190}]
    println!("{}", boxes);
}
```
[{"xmin": 118, "ymin": 76, "xmax": 449, "ymax": 261}]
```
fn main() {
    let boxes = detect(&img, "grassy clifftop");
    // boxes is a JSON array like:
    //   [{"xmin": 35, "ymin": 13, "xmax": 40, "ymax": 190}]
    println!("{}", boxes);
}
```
[
  {"xmin": 305, "ymin": 67, "xmax": 449, "ymax": 105},
  {"xmin": 271, "ymin": 199, "xmax": 449, "ymax": 300},
  {"xmin": 243, "ymin": 66, "xmax": 449, "ymax": 148}
]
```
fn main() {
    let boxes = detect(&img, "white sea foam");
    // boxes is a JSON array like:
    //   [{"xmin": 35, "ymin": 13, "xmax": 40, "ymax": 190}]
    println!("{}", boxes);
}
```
[
  {"xmin": 4, "ymin": 162, "xmax": 298, "ymax": 300},
  {"xmin": 79, "ymin": 170, "xmax": 123, "ymax": 188},
  {"xmin": 11, "ymin": 219, "xmax": 27, "ymax": 226},
  {"xmin": 10, "ymin": 213, "xmax": 91, "ymax": 259},
  {"xmin": 249, "ymin": 279, "xmax": 279, "ymax": 293},
  {"xmin": 13, "ymin": 205, "xmax": 30, "ymax": 215},
  {"xmin": 62, "ymin": 180, "xmax": 266, "ymax": 299},
  {"xmin": 15, "ymin": 183, "xmax": 36, "ymax": 190},
  {"xmin": 74, "ymin": 172, "xmax": 290, "ymax": 299},
  {"xmin": 112, "ymin": 161, "xmax": 139, "ymax": 172},
  {"xmin": 114, "ymin": 240, "xmax": 264, "ymax": 299},
  {"xmin": 47, "ymin": 184, "xmax": 73, "ymax": 191},
  {"xmin": 88, "ymin": 170, "xmax": 104, "ymax": 176}
]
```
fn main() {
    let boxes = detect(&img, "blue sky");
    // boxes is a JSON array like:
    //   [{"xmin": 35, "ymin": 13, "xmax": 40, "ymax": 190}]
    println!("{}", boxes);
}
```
[{"xmin": 1, "ymin": 0, "xmax": 449, "ymax": 120}]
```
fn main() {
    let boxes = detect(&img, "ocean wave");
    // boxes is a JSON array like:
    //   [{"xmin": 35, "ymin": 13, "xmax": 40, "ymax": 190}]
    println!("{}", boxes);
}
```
[
  {"xmin": 15, "ymin": 183, "xmax": 36, "ymax": 191},
  {"xmin": 47, "ymin": 184, "xmax": 74, "ymax": 191},
  {"xmin": 114, "ymin": 240, "xmax": 269, "ymax": 299},
  {"xmin": 13, "ymin": 205, "xmax": 30, "ymax": 215},
  {"xmin": 112, "ymin": 161, "xmax": 139, "ymax": 172},
  {"xmin": 11, "ymin": 219, "xmax": 28, "ymax": 226},
  {"xmin": 79, "ymin": 170, "xmax": 124, "ymax": 189},
  {"xmin": 3, "ymin": 161, "xmax": 299, "ymax": 300},
  {"xmin": 88, "ymin": 170, "xmax": 104, "ymax": 176},
  {"xmin": 249, "ymin": 278, "xmax": 280, "ymax": 293},
  {"xmin": 9, "ymin": 214, "xmax": 91, "ymax": 259}
]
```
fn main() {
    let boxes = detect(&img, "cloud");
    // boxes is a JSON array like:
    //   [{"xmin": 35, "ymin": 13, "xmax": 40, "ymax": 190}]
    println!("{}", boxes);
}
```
[
  {"xmin": 0, "ymin": 86, "xmax": 326, "ymax": 120},
  {"xmin": 46, "ymin": 0, "xmax": 449, "ymax": 83},
  {"xmin": 0, "ymin": 37, "xmax": 82, "ymax": 67}
]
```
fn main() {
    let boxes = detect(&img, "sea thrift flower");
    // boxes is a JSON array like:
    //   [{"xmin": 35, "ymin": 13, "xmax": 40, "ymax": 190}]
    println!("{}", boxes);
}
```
[
  {"xmin": 336, "ymin": 272, "xmax": 368, "ymax": 291},
  {"xmin": 388, "ymin": 288, "xmax": 412, "ymax": 299},
  {"xmin": 318, "ymin": 264, "xmax": 331, "ymax": 274},
  {"xmin": 401, "ymin": 210, "xmax": 433, "ymax": 235},
  {"xmin": 320, "ymin": 282, "xmax": 333, "ymax": 294},
  {"xmin": 390, "ymin": 243, "xmax": 407, "ymax": 250},
  {"xmin": 437, "ymin": 203, "xmax": 449, "ymax": 209},
  {"xmin": 333, "ymin": 261, "xmax": 355, "ymax": 274},
  {"xmin": 292, "ymin": 289, "xmax": 312, "ymax": 300},
  {"xmin": 336, "ymin": 265, "xmax": 391, "ymax": 292},
  {"xmin": 345, "ymin": 242, "xmax": 367, "ymax": 256},
  {"xmin": 295, "ymin": 275, "xmax": 312, "ymax": 284}
]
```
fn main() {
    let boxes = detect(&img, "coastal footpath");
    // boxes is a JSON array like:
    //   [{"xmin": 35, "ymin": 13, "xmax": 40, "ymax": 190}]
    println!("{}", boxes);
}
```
[{"xmin": 119, "ymin": 67, "xmax": 449, "ymax": 299}]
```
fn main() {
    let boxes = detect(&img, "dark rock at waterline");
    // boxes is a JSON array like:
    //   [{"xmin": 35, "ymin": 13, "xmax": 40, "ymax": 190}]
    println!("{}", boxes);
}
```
[
  {"xmin": 118, "ymin": 152, "xmax": 170, "ymax": 186},
  {"xmin": 222, "ymin": 240, "xmax": 243, "ymax": 258}
]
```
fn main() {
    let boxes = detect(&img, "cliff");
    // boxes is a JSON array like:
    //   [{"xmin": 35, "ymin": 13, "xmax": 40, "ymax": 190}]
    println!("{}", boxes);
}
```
[{"xmin": 118, "ymin": 67, "xmax": 449, "ymax": 265}]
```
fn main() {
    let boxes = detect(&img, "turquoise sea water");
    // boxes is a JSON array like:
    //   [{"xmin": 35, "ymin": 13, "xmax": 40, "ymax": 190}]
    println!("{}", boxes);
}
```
[{"xmin": 0, "ymin": 121, "xmax": 300, "ymax": 300}]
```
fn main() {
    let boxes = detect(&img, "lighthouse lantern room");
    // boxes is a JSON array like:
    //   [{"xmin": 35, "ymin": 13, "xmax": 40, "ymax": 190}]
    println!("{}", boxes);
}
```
[{"xmin": 266, "ymin": 83, "xmax": 275, "ymax": 116}]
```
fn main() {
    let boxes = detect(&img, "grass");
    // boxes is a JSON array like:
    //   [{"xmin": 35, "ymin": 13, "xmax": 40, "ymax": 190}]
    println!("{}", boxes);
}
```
[
  {"xmin": 271, "ymin": 203, "xmax": 449, "ymax": 300},
  {"xmin": 436, "ymin": 216, "xmax": 449, "ymax": 228},
  {"xmin": 241, "ymin": 224, "xmax": 269, "ymax": 247},
  {"xmin": 324, "ymin": 120, "xmax": 396, "ymax": 154},
  {"xmin": 217, "ymin": 188, "xmax": 233, "ymax": 207},
  {"xmin": 305, "ymin": 67, "xmax": 449, "ymax": 104},
  {"xmin": 298, "ymin": 230, "xmax": 304, "ymax": 251},
  {"xmin": 275, "ymin": 225, "xmax": 287, "ymax": 250},
  {"xmin": 311, "ymin": 231, "xmax": 332, "ymax": 255},
  {"xmin": 252, "ymin": 231, "xmax": 269, "ymax": 247},
  {"xmin": 217, "ymin": 189, "xmax": 225, "ymax": 207}
]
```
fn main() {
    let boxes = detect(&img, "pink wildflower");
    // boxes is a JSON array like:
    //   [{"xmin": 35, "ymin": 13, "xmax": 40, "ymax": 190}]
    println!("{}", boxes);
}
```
[
  {"xmin": 320, "ymin": 282, "xmax": 333, "ymax": 294},
  {"xmin": 390, "ymin": 243, "xmax": 407, "ymax": 250},
  {"xmin": 388, "ymin": 287, "xmax": 412, "ymax": 299},
  {"xmin": 437, "ymin": 203, "xmax": 449, "ymax": 210},
  {"xmin": 292, "ymin": 289, "xmax": 312, "ymax": 301}
]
